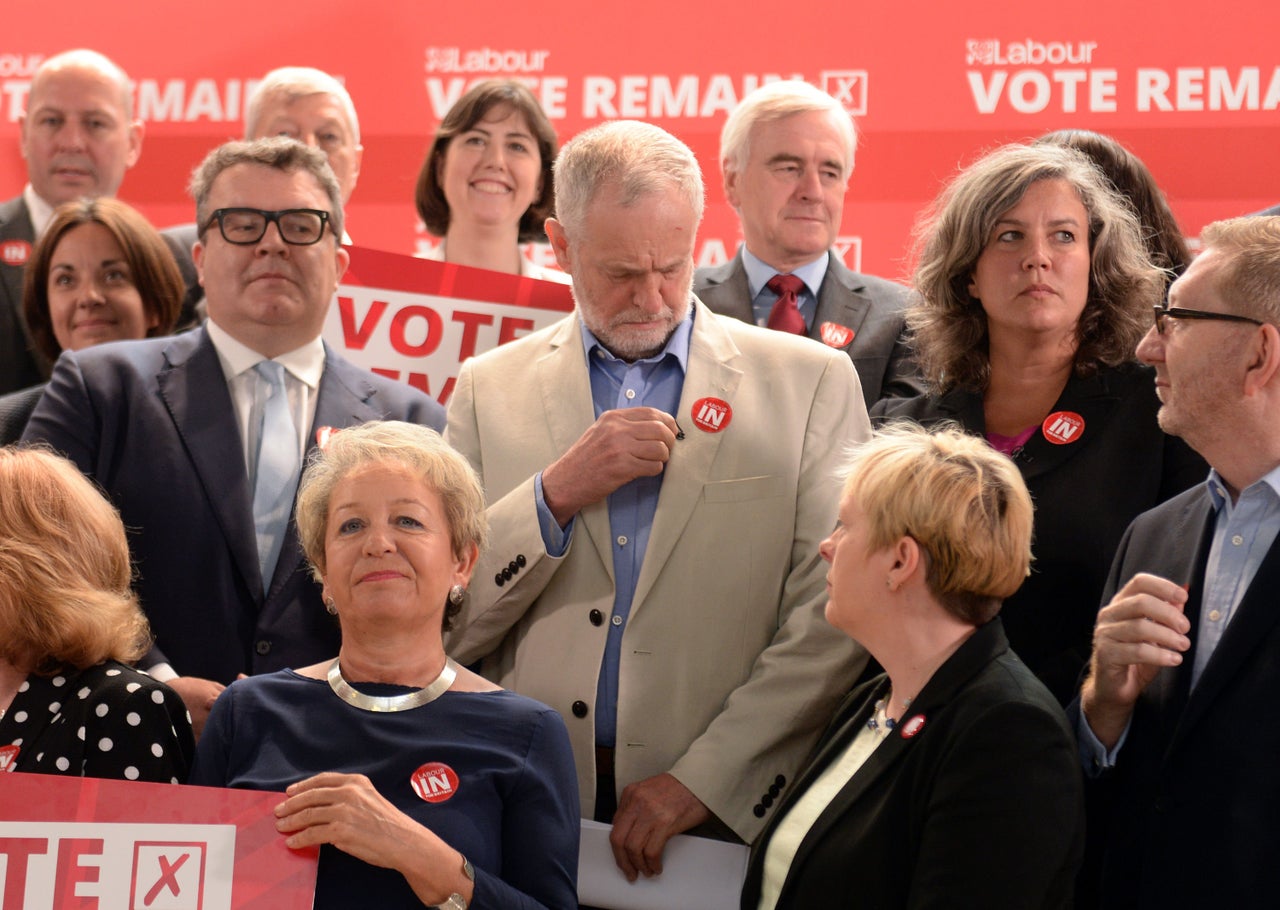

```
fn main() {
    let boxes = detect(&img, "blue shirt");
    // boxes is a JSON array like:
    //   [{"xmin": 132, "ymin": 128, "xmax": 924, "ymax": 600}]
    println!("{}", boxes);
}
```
[
  {"xmin": 1078, "ymin": 464, "xmax": 1280, "ymax": 774},
  {"xmin": 534, "ymin": 310, "xmax": 693, "ymax": 747},
  {"xmin": 742, "ymin": 246, "xmax": 828, "ymax": 330}
]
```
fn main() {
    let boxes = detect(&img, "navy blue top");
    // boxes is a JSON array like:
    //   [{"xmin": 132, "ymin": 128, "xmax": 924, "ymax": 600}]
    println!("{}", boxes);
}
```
[{"xmin": 190, "ymin": 670, "xmax": 579, "ymax": 909}]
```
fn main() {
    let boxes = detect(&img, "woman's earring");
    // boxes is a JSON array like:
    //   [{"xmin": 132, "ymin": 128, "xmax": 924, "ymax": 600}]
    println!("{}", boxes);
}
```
[
  {"xmin": 324, "ymin": 596, "xmax": 338, "ymax": 615},
  {"xmin": 448, "ymin": 585, "xmax": 466, "ymax": 606}
]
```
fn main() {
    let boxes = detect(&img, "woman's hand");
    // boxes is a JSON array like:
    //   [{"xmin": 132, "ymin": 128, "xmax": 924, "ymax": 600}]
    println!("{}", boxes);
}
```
[{"xmin": 275, "ymin": 772, "xmax": 474, "ymax": 906}]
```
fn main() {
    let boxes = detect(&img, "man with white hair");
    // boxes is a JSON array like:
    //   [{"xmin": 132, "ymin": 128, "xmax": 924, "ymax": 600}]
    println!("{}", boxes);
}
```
[
  {"xmin": 0, "ymin": 49, "xmax": 147, "ymax": 392},
  {"xmin": 446, "ymin": 119, "xmax": 869, "ymax": 879},
  {"xmin": 695, "ymin": 80, "xmax": 919, "ymax": 407}
]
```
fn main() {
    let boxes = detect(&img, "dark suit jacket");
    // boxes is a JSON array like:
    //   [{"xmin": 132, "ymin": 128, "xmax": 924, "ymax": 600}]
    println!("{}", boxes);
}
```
[
  {"xmin": 23, "ymin": 328, "xmax": 445, "ymax": 683},
  {"xmin": 1076, "ymin": 484, "xmax": 1280, "ymax": 909},
  {"xmin": 872, "ymin": 362, "xmax": 1207, "ymax": 704},
  {"xmin": 694, "ymin": 250, "xmax": 922, "ymax": 408},
  {"xmin": 0, "ymin": 382, "xmax": 44, "ymax": 445},
  {"xmin": 0, "ymin": 196, "xmax": 47, "ymax": 394},
  {"xmin": 741, "ymin": 619, "xmax": 1084, "ymax": 910}
]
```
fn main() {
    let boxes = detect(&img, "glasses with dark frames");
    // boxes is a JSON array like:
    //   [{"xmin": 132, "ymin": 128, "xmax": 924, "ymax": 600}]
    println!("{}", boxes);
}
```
[
  {"xmin": 202, "ymin": 208, "xmax": 331, "ymax": 246},
  {"xmin": 1152, "ymin": 305, "xmax": 1264, "ymax": 335}
]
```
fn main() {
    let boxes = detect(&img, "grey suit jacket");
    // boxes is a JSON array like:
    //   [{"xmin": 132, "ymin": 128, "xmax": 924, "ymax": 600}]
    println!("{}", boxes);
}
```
[
  {"xmin": 694, "ymin": 249, "xmax": 922, "ymax": 408},
  {"xmin": 23, "ymin": 328, "xmax": 445, "ymax": 683},
  {"xmin": 0, "ymin": 196, "xmax": 47, "ymax": 394}
]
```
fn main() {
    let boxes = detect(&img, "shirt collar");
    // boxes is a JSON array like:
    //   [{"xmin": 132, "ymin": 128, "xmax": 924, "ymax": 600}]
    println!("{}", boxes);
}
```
[
  {"xmin": 205, "ymin": 319, "xmax": 326, "ymax": 390},
  {"xmin": 741, "ymin": 245, "xmax": 829, "ymax": 299},
  {"xmin": 23, "ymin": 185, "xmax": 55, "ymax": 239},
  {"xmin": 578, "ymin": 303, "xmax": 694, "ymax": 374},
  {"xmin": 1206, "ymin": 463, "xmax": 1280, "ymax": 513}
]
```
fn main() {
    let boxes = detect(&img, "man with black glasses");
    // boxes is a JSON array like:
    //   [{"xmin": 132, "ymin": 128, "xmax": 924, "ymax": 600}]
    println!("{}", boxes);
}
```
[
  {"xmin": 1075, "ymin": 216, "xmax": 1280, "ymax": 908},
  {"xmin": 25, "ymin": 138, "xmax": 443, "ymax": 733}
]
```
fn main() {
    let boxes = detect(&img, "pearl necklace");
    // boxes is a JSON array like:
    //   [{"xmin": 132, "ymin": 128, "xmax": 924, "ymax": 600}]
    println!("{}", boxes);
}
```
[{"xmin": 326, "ymin": 657, "xmax": 457, "ymax": 712}]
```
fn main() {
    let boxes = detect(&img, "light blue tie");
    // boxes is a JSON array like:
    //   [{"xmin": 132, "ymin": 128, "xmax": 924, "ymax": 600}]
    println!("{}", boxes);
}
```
[{"xmin": 252, "ymin": 361, "xmax": 300, "ymax": 593}]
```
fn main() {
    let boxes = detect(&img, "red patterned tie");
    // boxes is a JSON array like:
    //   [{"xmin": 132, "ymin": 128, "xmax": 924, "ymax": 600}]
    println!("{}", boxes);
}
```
[{"xmin": 765, "ymin": 273, "xmax": 807, "ymax": 335}]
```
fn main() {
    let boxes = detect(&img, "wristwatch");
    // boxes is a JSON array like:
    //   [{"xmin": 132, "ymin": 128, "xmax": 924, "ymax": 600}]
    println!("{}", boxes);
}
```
[{"xmin": 434, "ymin": 854, "xmax": 474, "ymax": 910}]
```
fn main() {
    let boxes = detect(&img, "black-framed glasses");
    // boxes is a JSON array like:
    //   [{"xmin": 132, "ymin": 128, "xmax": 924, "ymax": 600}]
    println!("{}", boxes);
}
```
[
  {"xmin": 202, "ymin": 208, "xmax": 330, "ymax": 246},
  {"xmin": 1152, "ymin": 305, "xmax": 1264, "ymax": 335}
]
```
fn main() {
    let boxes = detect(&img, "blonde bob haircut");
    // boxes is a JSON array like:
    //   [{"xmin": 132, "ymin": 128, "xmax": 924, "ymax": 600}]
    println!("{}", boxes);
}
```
[
  {"xmin": 840, "ymin": 423, "xmax": 1034, "ymax": 626},
  {"xmin": 0, "ymin": 447, "xmax": 150, "ymax": 674},
  {"xmin": 294, "ymin": 422, "xmax": 488, "ymax": 627}
]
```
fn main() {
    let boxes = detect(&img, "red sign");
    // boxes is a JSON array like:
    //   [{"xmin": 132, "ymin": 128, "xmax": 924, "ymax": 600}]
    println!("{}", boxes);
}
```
[{"xmin": 0, "ymin": 773, "xmax": 317, "ymax": 910}]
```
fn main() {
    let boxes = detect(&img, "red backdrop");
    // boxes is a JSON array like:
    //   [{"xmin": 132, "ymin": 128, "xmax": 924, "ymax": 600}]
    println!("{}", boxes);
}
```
[{"xmin": 3, "ymin": 0, "xmax": 1277, "ymax": 281}]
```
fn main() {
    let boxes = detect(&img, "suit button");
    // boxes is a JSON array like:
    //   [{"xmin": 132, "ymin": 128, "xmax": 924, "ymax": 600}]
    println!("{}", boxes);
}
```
[
  {"xmin": 494, "ymin": 573, "xmax": 505, "ymax": 587},
  {"xmin": 768, "ymin": 784, "xmax": 780, "ymax": 797},
  {"xmin": 589, "ymin": 609, "xmax": 604, "ymax": 626},
  {"xmin": 775, "ymin": 774, "xmax": 786, "ymax": 788},
  {"xmin": 761, "ymin": 794, "xmax": 774, "ymax": 808},
  {"xmin": 255, "ymin": 640, "xmax": 271, "ymax": 655},
  {"xmin": 508, "ymin": 560, "xmax": 520, "ymax": 574},
  {"xmin": 571, "ymin": 700, "xmax": 589, "ymax": 718},
  {"xmin": 753, "ymin": 804, "xmax": 766, "ymax": 818},
  {"xmin": 502, "ymin": 567, "xmax": 513, "ymax": 581},
  {"xmin": 516, "ymin": 554, "xmax": 527, "ymax": 567}
]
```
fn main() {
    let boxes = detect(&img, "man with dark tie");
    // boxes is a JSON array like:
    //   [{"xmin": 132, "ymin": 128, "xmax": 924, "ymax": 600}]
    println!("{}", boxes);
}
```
[
  {"xmin": 694, "ymin": 80, "xmax": 920, "ymax": 407},
  {"xmin": 25, "ymin": 138, "xmax": 443, "ymax": 733},
  {"xmin": 1075, "ymin": 216, "xmax": 1280, "ymax": 908}
]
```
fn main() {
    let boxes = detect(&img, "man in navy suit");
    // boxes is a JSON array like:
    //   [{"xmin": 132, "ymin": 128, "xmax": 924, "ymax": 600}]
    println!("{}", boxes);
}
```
[
  {"xmin": 25, "ymin": 138, "xmax": 444, "ymax": 733},
  {"xmin": 1076, "ymin": 216, "xmax": 1280, "ymax": 908},
  {"xmin": 693, "ymin": 80, "xmax": 920, "ymax": 407}
]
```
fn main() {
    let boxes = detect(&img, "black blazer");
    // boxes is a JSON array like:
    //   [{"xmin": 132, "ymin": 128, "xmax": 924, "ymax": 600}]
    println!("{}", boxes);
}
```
[
  {"xmin": 0, "ymin": 196, "xmax": 47, "ymax": 394},
  {"xmin": 873, "ymin": 363, "xmax": 1207, "ymax": 704},
  {"xmin": 742, "ymin": 619, "xmax": 1084, "ymax": 910},
  {"xmin": 23, "ymin": 328, "xmax": 445, "ymax": 682},
  {"xmin": 1075, "ymin": 484, "xmax": 1280, "ymax": 909},
  {"xmin": 694, "ymin": 249, "xmax": 923, "ymax": 408}
]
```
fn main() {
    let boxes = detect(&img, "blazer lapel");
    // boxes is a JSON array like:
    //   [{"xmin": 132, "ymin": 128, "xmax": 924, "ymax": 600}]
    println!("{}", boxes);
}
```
[
  {"xmin": 1014, "ymin": 371, "xmax": 1125, "ymax": 481},
  {"xmin": 157, "ymin": 329, "xmax": 263, "ymax": 599},
  {"xmin": 695, "ymin": 252, "xmax": 755, "ymax": 324},
  {"xmin": 810, "ymin": 257, "xmax": 870, "ymax": 350},
  {"xmin": 1168, "ymin": 513, "xmax": 1280, "ymax": 752},
  {"xmin": 535, "ymin": 316, "xmax": 615, "ymax": 581},
  {"xmin": 631, "ymin": 303, "xmax": 742, "ymax": 609}
]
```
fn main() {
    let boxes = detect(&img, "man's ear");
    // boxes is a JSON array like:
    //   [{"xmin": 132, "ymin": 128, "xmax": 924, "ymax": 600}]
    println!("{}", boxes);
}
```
[
  {"xmin": 545, "ymin": 218, "xmax": 571, "ymax": 272},
  {"xmin": 1244, "ymin": 322, "xmax": 1280, "ymax": 397}
]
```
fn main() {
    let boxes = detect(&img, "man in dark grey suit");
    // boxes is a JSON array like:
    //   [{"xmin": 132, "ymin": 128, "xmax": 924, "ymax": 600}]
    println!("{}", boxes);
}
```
[
  {"xmin": 0, "ymin": 49, "xmax": 200, "ymax": 392},
  {"xmin": 25, "ymin": 138, "xmax": 444, "ymax": 733},
  {"xmin": 694, "ymin": 81, "xmax": 920, "ymax": 408},
  {"xmin": 1075, "ymin": 216, "xmax": 1280, "ymax": 908}
]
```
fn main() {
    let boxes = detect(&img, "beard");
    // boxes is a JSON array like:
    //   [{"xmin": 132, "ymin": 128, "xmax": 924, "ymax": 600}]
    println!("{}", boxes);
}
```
[{"xmin": 574, "ymin": 281, "xmax": 692, "ymax": 362}]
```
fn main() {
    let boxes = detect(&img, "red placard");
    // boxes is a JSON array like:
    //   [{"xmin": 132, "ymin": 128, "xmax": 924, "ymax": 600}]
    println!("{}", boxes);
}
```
[{"xmin": 0, "ymin": 773, "xmax": 317, "ymax": 910}]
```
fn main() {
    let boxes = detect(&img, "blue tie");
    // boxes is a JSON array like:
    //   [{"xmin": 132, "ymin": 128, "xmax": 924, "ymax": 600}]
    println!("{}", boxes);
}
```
[{"xmin": 252, "ymin": 361, "xmax": 300, "ymax": 593}]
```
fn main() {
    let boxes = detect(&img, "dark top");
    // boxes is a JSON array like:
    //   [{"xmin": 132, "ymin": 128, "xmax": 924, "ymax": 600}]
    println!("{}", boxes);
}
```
[
  {"xmin": 0, "ymin": 660, "xmax": 193, "ymax": 781},
  {"xmin": 0, "ymin": 382, "xmax": 43, "ymax": 445},
  {"xmin": 872, "ymin": 362, "xmax": 1207, "ymax": 703},
  {"xmin": 190, "ymin": 670, "xmax": 580, "ymax": 910},
  {"xmin": 1070, "ymin": 483, "xmax": 1280, "ymax": 909},
  {"xmin": 741, "ymin": 619, "xmax": 1084, "ymax": 910}
]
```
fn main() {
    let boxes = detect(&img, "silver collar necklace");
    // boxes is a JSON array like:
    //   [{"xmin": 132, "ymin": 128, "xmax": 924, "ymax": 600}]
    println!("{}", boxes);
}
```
[{"xmin": 326, "ymin": 657, "xmax": 457, "ymax": 712}]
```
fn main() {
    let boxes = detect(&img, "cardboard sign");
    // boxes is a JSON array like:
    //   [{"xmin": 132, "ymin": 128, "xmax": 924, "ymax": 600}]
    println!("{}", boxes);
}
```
[
  {"xmin": 323, "ymin": 247, "xmax": 575, "ymax": 407},
  {"xmin": 0, "ymin": 773, "xmax": 317, "ymax": 910}
]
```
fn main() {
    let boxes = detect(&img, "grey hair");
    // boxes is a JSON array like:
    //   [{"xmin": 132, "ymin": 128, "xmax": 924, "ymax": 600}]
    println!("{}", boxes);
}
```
[
  {"xmin": 720, "ymin": 80, "xmax": 856, "ymax": 177},
  {"xmin": 245, "ymin": 66, "xmax": 361, "ymax": 144},
  {"xmin": 188, "ymin": 137, "xmax": 344, "ymax": 241},
  {"xmin": 553, "ymin": 120, "xmax": 704, "ymax": 239}
]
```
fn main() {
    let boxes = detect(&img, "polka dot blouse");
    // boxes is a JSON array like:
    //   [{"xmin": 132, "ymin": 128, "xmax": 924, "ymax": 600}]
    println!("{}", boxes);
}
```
[{"xmin": 0, "ymin": 660, "xmax": 194, "ymax": 782}]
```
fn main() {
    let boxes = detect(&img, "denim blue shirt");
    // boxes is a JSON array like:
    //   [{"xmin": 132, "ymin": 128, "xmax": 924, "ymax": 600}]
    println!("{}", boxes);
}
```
[
  {"xmin": 742, "ymin": 246, "xmax": 828, "ymax": 330},
  {"xmin": 533, "ymin": 310, "xmax": 693, "ymax": 747},
  {"xmin": 1078, "ymin": 464, "xmax": 1280, "ymax": 774}
]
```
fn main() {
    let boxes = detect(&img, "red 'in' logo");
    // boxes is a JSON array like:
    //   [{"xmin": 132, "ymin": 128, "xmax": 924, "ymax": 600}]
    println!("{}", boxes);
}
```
[
  {"xmin": 819, "ymin": 322, "xmax": 854, "ymax": 348},
  {"xmin": 0, "ymin": 240, "xmax": 31, "ymax": 267},
  {"xmin": 690, "ymin": 397, "xmax": 732, "ymax": 433},
  {"xmin": 1041, "ymin": 411, "xmax": 1085, "ymax": 445},
  {"xmin": 411, "ymin": 762, "xmax": 460, "ymax": 803}
]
